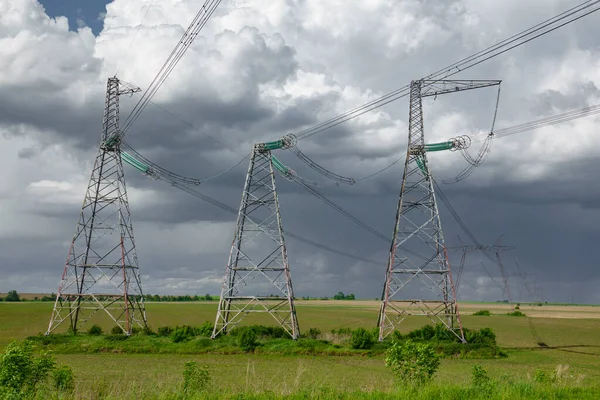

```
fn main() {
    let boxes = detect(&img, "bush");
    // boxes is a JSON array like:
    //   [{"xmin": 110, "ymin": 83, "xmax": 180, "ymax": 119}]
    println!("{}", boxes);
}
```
[
  {"xmin": 111, "ymin": 326, "xmax": 124, "ymax": 335},
  {"xmin": 508, "ymin": 310, "xmax": 526, "ymax": 317},
  {"xmin": 88, "ymin": 325, "xmax": 103, "ymax": 335},
  {"xmin": 465, "ymin": 327, "xmax": 497, "ymax": 345},
  {"xmin": 471, "ymin": 365, "xmax": 491, "ymax": 387},
  {"xmin": 385, "ymin": 339, "xmax": 440, "ymax": 386},
  {"xmin": 182, "ymin": 361, "xmax": 210, "ymax": 394},
  {"xmin": 197, "ymin": 322, "xmax": 214, "ymax": 337},
  {"xmin": 306, "ymin": 328, "xmax": 321, "ymax": 339},
  {"xmin": 5, "ymin": 290, "xmax": 20, "ymax": 302},
  {"xmin": 473, "ymin": 310, "xmax": 491, "ymax": 316},
  {"xmin": 53, "ymin": 365, "xmax": 75, "ymax": 391},
  {"xmin": 0, "ymin": 340, "xmax": 56, "ymax": 394},
  {"xmin": 238, "ymin": 328, "xmax": 258, "ymax": 352},
  {"xmin": 158, "ymin": 326, "xmax": 174, "ymax": 336},
  {"xmin": 350, "ymin": 328, "xmax": 374, "ymax": 350}
]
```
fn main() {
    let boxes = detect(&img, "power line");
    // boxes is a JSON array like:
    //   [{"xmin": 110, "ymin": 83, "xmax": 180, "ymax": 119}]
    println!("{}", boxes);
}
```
[
  {"xmin": 294, "ymin": 0, "xmax": 600, "ymax": 141},
  {"xmin": 122, "ymin": 0, "xmax": 223, "ymax": 135},
  {"xmin": 115, "ymin": 0, "xmax": 157, "ymax": 76}
]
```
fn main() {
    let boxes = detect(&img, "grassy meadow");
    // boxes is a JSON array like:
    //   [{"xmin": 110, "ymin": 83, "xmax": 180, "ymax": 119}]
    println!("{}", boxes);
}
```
[{"xmin": 1, "ymin": 300, "xmax": 600, "ymax": 398}]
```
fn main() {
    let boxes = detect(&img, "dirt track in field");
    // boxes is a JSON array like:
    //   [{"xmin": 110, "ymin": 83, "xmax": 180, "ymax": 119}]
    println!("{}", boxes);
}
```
[{"xmin": 294, "ymin": 300, "xmax": 600, "ymax": 319}]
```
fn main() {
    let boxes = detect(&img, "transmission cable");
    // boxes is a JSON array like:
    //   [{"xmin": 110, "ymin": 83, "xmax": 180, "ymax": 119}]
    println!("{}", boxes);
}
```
[
  {"xmin": 294, "ymin": 0, "xmax": 600, "ymax": 141},
  {"xmin": 290, "ymin": 176, "xmax": 430, "ymax": 262},
  {"xmin": 115, "ymin": 0, "xmax": 157, "ymax": 76},
  {"xmin": 121, "ymin": 0, "xmax": 223, "ymax": 135},
  {"xmin": 433, "ymin": 179, "xmax": 508, "ymax": 293}
]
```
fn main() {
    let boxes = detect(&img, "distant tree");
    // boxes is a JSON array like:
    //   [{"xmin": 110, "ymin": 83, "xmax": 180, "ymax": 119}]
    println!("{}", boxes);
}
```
[
  {"xmin": 346, "ymin": 293, "xmax": 356, "ymax": 300},
  {"xmin": 5, "ymin": 290, "xmax": 20, "ymax": 302},
  {"xmin": 333, "ymin": 292, "xmax": 345, "ymax": 300},
  {"xmin": 203, "ymin": 294, "xmax": 212, "ymax": 301}
]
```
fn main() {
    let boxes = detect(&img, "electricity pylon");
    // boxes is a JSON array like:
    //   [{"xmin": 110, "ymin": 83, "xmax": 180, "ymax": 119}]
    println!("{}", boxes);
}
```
[
  {"xmin": 46, "ymin": 77, "xmax": 147, "ymax": 335},
  {"xmin": 377, "ymin": 79, "xmax": 501, "ymax": 342},
  {"xmin": 212, "ymin": 142, "xmax": 299, "ymax": 339}
]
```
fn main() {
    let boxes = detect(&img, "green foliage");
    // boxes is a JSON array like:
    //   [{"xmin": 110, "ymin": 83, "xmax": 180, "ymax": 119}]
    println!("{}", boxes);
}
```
[
  {"xmin": 473, "ymin": 310, "xmax": 491, "ymax": 316},
  {"xmin": 305, "ymin": 328, "xmax": 321, "ymax": 339},
  {"xmin": 238, "ymin": 328, "xmax": 258, "ymax": 352},
  {"xmin": 197, "ymin": 321, "xmax": 214, "ymax": 337},
  {"xmin": 5, "ymin": 290, "xmax": 20, "ymax": 302},
  {"xmin": 464, "ymin": 327, "xmax": 497, "ymax": 345},
  {"xmin": 351, "ymin": 328, "xmax": 374, "ymax": 350},
  {"xmin": 172, "ymin": 326, "xmax": 196, "ymax": 343},
  {"xmin": 471, "ymin": 364, "xmax": 491, "ymax": 386},
  {"xmin": 534, "ymin": 368, "xmax": 551, "ymax": 383},
  {"xmin": 0, "ymin": 340, "xmax": 56, "ymax": 395},
  {"xmin": 111, "ymin": 326, "xmax": 124, "ymax": 335},
  {"xmin": 158, "ymin": 326, "xmax": 174, "ymax": 336},
  {"xmin": 88, "ymin": 325, "xmax": 103, "ymax": 335},
  {"xmin": 230, "ymin": 325, "xmax": 288, "ymax": 339},
  {"xmin": 385, "ymin": 339, "xmax": 440, "ymax": 386},
  {"xmin": 333, "ymin": 292, "xmax": 355, "ymax": 300},
  {"xmin": 182, "ymin": 361, "xmax": 210, "ymax": 394},
  {"xmin": 508, "ymin": 310, "xmax": 526, "ymax": 317},
  {"xmin": 53, "ymin": 365, "xmax": 74, "ymax": 391}
]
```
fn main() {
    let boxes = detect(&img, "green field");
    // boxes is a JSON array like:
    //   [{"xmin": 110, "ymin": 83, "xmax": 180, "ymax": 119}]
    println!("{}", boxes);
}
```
[{"xmin": 1, "ymin": 301, "xmax": 600, "ymax": 399}]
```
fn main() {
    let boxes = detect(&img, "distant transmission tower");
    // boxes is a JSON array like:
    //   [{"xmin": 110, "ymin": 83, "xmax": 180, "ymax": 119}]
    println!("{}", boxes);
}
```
[
  {"xmin": 212, "ymin": 141, "xmax": 299, "ymax": 339},
  {"xmin": 378, "ymin": 79, "xmax": 501, "ymax": 342},
  {"xmin": 46, "ymin": 77, "xmax": 146, "ymax": 335}
]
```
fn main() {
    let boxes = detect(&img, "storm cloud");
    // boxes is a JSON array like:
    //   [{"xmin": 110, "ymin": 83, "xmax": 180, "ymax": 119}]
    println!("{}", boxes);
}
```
[{"xmin": 1, "ymin": 0, "xmax": 600, "ymax": 305}]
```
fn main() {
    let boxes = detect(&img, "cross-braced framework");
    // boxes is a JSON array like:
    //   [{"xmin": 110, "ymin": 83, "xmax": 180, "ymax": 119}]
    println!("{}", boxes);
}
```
[
  {"xmin": 46, "ymin": 77, "xmax": 146, "ymax": 335},
  {"xmin": 212, "ymin": 145, "xmax": 299, "ymax": 339},
  {"xmin": 378, "ymin": 79, "xmax": 500, "ymax": 342}
]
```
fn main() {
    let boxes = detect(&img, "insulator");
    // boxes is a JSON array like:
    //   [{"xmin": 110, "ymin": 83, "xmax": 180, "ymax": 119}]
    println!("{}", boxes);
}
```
[{"xmin": 280, "ymin": 133, "xmax": 298, "ymax": 149}]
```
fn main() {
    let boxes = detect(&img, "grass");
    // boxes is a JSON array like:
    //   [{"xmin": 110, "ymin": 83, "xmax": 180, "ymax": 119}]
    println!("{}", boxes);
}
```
[{"xmin": 2, "ymin": 301, "xmax": 600, "ymax": 398}]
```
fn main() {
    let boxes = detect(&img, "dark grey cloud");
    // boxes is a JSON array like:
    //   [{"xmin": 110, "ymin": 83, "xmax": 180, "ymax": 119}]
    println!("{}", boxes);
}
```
[{"xmin": 1, "ymin": 0, "xmax": 600, "ymax": 309}]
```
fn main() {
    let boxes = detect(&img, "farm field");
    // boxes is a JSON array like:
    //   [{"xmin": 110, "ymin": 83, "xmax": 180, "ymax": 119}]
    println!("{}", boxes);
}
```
[{"xmin": 1, "ymin": 300, "xmax": 600, "ymax": 398}]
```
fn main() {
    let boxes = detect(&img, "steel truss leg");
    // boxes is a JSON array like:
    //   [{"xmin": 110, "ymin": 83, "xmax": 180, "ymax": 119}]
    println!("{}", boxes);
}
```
[
  {"xmin": 212, "ymin": 146, "xmax": 299, "ymax": 339},
  {"xmin": 378, "ymin": 80, "xmax": 465, "ymax": 342}
]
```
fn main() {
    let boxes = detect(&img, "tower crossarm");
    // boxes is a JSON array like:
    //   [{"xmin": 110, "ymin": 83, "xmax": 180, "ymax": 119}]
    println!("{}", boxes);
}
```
[{"xmin": 419, "ymin": 79, "xmax": 501, "ymax": 98}]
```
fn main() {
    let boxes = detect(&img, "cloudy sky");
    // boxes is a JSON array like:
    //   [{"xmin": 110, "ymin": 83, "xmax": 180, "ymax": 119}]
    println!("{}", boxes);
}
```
[{"xmin": 1, "ymin": 0, "xmax": 600, "ymax": 305}]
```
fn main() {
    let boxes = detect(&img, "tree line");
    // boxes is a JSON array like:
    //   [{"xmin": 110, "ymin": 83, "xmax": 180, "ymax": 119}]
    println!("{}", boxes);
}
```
[{"xmin": 0, "ymin": 290, "xmax": 358, "ymax": 302}]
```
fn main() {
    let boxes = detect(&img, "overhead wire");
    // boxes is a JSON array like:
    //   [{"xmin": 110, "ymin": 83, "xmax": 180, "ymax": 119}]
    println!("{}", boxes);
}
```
[
  {"xmin": 119, "ymin": 146, "xmax": 382, "ymax": 266},
  {"xmin": 293, "ymin": 0, "xmax": 600, "ymax": 141},
  {"xmin": 121, "ymin": 0, "xmax": 223, "ymax": 135},
  {"xmin": 115, "ymin": 0, "xmax": 157, "ymax": 77}
]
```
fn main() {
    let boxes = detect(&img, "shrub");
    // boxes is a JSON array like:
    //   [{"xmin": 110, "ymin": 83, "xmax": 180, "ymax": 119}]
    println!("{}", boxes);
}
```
[
  {"xmin": 0, "ymin": 341, "xmax": 56, "ymax": 394},
  {"xmin": 508, "ymin": 310, "xmax": 525, "ymax": 317},
  {"xmin": 88, "ymin": 325, "xmax": 103, "ymax": 335},
  {"xmin": 53, "ymin": 365, "xmax": 75, "ymax": 391},
  {"xmin": 238, "ymin": 328, "xmax": 258, "ymax": 352},
  {"xmin": 306, "ymin": 328, "xmax": 321, "ymax": 339},
  {"xmin": 471, "ymin": 365, "xmax": 491, "ymax": 386},
  {"xmin": 465, "ymin": 327, "xmax": 497, "ymax": 345},
  {"xmin": 197, "ymin": 322, "xmax": 214, "ymax": 337},
  {"xmin": 533, "ymin": 368, "xmax": 550, "ymax": 383},
  {"xmin": 473, "ymin": 310, "xmax": 491, "ymax": 316},
  {"xmin": 182, "ymin": 361, "xmax": 210, "ymax": 394},
  {"xmin": 385, "ymin": 339, "xmax": 440, "ymax": 386},
  {"xmin": 131, "ymin": 326, "xmax": 141, "ymax": 335},
  {"xmin": 350, "ymin": 328, "xmax": 374, "ymax": 350},
  {"xmin": 158, "ymin": 326, "xmax": 174, "ymax": 336},
  {"xmin": 111, "ymin": 326, "xmax": 124, "ymax": 335}
]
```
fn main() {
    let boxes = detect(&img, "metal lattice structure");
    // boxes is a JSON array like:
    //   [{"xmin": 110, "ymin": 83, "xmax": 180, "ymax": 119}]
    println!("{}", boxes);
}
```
[
  {"xmin": 212, "ymin": 144, "xmax": 299, "ymax": 339},
  {"xmin": 46, "ymin": 77, "xmax": 146, "ymax": 335},
  {"xmin": 377, "ymin": 79, "xmax": 501, "ymax": 342}
]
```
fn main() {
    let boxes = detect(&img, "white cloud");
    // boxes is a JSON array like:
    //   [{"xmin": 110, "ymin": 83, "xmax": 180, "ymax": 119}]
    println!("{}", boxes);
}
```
[{"xmin": 1, "ymin": 0, "xmax": 600, "ymax": 303}]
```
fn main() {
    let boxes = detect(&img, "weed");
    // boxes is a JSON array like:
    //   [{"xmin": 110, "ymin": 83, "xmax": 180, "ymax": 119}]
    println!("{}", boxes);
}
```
[
  {"xmin": 88, "ymin": 325, "xmax": 103, "ymax": 335},
  {"xmin": 473, "ymin": 310, "xmax": 491, "ymax": 316},
  {"xmin": 182, "ymin": 361, "xmax": 210, "ymax": 394},
  {"xmin": 385, "ymin": 339, "xmax": 440, "ymax": 386}
]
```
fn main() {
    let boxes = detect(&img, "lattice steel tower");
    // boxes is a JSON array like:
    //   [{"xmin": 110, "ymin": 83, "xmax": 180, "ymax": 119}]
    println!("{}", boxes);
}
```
[
  {"xmin": 377, "ymin": 79, "xmax": 501, "ymax": 342},
  {"xmin": 46, "ymin": 77, "xmax": 145, "ymax": 335},
  {"xmin": 212, "ymin": 140, "xmax": 299, "ymax": 339}
]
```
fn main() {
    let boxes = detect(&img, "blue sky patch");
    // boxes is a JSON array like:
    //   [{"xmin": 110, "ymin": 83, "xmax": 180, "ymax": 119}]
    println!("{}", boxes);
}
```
[{"xmin": 39, "ymin": 0, "xmax": 110, "ymax": 35}]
